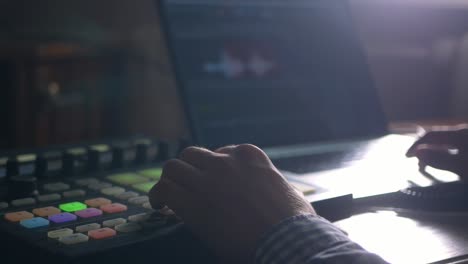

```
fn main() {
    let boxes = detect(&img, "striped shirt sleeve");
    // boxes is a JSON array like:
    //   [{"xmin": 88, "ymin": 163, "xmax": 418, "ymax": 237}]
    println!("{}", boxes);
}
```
[{"xmin": 254, "ymin": 214, "xmax": 389, "ymax": 264}]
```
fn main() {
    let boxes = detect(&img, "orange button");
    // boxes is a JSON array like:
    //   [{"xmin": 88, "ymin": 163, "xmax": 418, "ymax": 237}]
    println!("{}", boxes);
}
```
[
  {"xmin": 88, "ymin": 228, "xmax": 116, "ymax": 240},
  {"xmin": 5, "ymin": 211, "xmax": 34, "ymax": 222},
  {"xmin": 100, "ymin": 203, "xmax": 128, "ymax": 214},
  {"xmin": 85, "ymin": 198, "xmax": 111, "ymax": 208},
  {"xmin": 32, "ymin": 207, "xmax": 61, "ymax": 217}
]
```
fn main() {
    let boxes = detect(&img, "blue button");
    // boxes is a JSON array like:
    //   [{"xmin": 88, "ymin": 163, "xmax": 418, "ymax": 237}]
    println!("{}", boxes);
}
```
[{"xmin": 20, "ymin": 217, "xmax": 50, "ymax": 229}]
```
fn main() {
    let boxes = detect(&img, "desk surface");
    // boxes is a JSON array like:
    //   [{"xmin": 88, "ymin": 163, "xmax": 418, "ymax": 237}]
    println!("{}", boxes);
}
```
[{"xmin": 335, "ymin": 210, "xmax": 468, "ymax": 264}]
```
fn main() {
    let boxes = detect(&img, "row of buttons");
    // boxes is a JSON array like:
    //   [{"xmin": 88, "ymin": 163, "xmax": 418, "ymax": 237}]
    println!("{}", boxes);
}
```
[
  {"xmin": 5, "ymin": 196, "xmax": 131, "ymax": 221},
  {"xmin": 2, "ymin": 139, "xmax": 168, "ymax": 180},
  {"xmin": 47, "ymin": 212, "xmax": 168, "ymax": 246},
  {"xmin": 5, "ymin": 202, "xmax": 128, "ymax": 226},
  {"xmin": 0, "ymin": 168, "xmax": 162, "ymax": 210},
  {"xmin": 1, "ymin": 188, "xmax": 87, "ymax": 209}
]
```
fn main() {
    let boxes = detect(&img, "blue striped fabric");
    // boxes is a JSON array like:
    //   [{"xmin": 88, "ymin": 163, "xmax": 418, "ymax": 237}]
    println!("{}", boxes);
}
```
[{"xmin": 255, "ymin": 214, "xmax": 388, "ymax": 264}]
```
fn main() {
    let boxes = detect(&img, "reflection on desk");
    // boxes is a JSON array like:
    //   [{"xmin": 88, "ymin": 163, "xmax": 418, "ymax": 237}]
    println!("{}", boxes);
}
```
[{"xmin": 335, "ymin": 211, "xmax": 468, "ymax": 264}]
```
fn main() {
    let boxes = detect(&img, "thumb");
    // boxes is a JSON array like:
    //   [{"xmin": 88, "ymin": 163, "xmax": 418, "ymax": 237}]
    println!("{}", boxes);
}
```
[{"xmin": 415, "ymin": 146, "xmax": 464, "ymax": 175}]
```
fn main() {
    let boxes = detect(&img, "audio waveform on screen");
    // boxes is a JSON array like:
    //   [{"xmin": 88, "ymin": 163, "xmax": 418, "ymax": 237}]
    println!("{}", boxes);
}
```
[{"xmin": 203, "ymin": 48, "xmax": 277, "ymax": 79}]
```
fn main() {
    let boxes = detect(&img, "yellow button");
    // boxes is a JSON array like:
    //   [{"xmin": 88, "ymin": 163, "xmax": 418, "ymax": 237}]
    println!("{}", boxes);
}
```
[
  {"xmin": 48, "ymin": 228, "xmax": 73, "ymax": 239},
  {"xmin": 5, "ymin": 211, "xmax": 34, "ymax": 222},
  {"xmin": 85, "ymin": 198, "xmax": 112, "ymax": 208},
  {"xmin": 32, "ymin": 207, "xmax": 61, "ymax": 217}
]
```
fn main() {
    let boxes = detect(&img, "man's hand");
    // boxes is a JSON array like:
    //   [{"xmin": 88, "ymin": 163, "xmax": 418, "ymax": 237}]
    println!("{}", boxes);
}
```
[
  {"xmin": 149, "ymin": 144, "xmax": 315, "ymax": 263},
  {"xmin": 407, "ymin": 125, "xmax": 468, "ymax": 179}
]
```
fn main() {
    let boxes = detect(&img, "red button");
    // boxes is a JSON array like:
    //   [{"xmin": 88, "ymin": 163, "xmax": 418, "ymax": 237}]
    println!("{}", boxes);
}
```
[
  {"xmin": 88, "ymin": 228, "xmax": 116, "ymax": 240},
  {"xmin": 100, "ymin": 203, "xmax": 128, "ymax": 214}
]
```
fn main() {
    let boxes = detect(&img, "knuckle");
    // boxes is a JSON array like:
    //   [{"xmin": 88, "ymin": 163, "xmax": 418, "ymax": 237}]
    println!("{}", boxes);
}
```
[
  {"xmin": 180, "ymin": 146, "xmax": 199, "ymax": 157},
  {"xmin": 235, "ymin": 144, "xmax": 269, "ymax": 161},
  {"xmin": 235, "ymin": 144, "xmax": 263, "ymax": 155},
  {"xmin": 162, "ymin": 159, "xmax": 181, "ymax": 177}
]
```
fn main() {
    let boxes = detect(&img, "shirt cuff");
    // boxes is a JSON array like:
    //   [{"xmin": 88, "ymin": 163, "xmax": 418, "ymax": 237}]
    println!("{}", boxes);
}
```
[{"xmin": 254, "ymin": 214, "xmax": 354, "ymax": 264}]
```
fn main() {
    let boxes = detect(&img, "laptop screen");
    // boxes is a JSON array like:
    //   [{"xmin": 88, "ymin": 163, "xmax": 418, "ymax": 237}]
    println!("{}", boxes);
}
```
[{"xmin": 159, "ymin": 0, "xmax": 388, "ymax": 148}]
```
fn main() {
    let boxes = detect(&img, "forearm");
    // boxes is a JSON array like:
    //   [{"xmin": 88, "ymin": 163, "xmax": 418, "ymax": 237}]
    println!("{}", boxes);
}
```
[{"xmin": 255, "ymin": 214, "xmax": 388, "ymax": 264}]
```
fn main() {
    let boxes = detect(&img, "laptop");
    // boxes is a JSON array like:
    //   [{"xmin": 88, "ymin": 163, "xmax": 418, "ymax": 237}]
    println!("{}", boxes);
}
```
[{"xmin": 156, "ymin": 0, "xmax": 457, "ymax": 203}]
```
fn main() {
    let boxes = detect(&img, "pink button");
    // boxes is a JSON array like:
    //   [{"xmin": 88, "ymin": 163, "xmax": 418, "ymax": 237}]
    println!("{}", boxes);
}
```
[
  {"xmin": 75, "ymin": 208, "xmax": 103, "ymax": 218},
  {"xmin": 100, "ymin": 203, "xmax": 128, "ymax": 214},
  {"xmin": 88, "ymin": 228, "xmax": 116, "ymax": 240}
]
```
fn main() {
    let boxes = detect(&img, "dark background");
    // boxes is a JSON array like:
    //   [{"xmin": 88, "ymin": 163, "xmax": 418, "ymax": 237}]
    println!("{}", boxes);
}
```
[{"xmin": 1, "ymin": 0, "xmax": 468, "ymax": 150}]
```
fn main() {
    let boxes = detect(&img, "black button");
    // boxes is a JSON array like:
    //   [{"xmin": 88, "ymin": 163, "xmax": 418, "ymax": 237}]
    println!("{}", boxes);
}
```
[
  {"xmin": 7, "ymin": 154, "xmax": 37, "ymax": 178},
  {"xmin": 36, "ymin": 151, "xmax": 63, "ymax": 179},
  {"xmin": 63, "ymin": 148, "xmax": 88, "ymax": 176},
  {"xmin": 135, "ymin": 139, "xmax": 161, "ymax": 164},
  {"xmin": 0, "ymin": 157, "xmax": 7, "ymax": 179},
  {"xmin": 88, "ymin": 144, "xmax": 113, "ymax": 171},
  {"xmin": 112, "ymin": 141, "xmax": 137, "ymax": 168}
]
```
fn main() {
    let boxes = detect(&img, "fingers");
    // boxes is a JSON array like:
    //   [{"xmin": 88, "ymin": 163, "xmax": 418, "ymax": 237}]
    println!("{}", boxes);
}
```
[
  {"xmin": 414, "ymin": 146, "xmax": 463, "ymax": 174},
  {"xmin": 216, "ymin": 144, "xmax": 272, "ymax": 164},
  {"xmin": 215, "ymin": 145, "xmax": 238, "ymax": 154},
  {"xmin": 149, "ymin": 177, "xmax": 190, "ymax": 211},
  {"xmin": 179, "ymin": 147, "xmax": 219, "ymax": 170},
  {"xmin": 161, "ymin": 159, "xmax": 202, "ymax": 189},
  {"xmin": 407, "ymin": 129, "xmax": 466, "ymax": 157}
]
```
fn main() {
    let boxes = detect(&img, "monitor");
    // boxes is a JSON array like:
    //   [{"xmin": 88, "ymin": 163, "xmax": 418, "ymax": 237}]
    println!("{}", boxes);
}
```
[{"xmin": 158, "ymin": 0, "xmax": 388, "ymax": 149}]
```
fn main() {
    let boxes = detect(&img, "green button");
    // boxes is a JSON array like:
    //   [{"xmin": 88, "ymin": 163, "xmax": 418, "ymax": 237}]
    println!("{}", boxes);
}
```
[
  {"xmin": 132, "ymin": 181, "xmax": 158, "ymax": 193},
  {"xmin": 107, "ymin": 173, "xmax": 149, "ymax": 186},
  {"xmin": 59, "ymin": 202, "xmax": 87, "ymax": 212},
  {"xmin": 138, "ymin": 168, "xmax": 163, "ymax": 180}
]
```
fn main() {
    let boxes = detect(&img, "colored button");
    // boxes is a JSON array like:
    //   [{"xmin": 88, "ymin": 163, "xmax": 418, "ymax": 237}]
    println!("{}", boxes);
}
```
[
  {"xmin": 290, "ymin": 182, "xmax": 316, "ymax": 195},
  {"xmin": 20, "ymin": 217, "xmax": 49, "ymax": 229},
  {"xmin": 88, "ymin": 182, "xmax": 112, "ymax": 191},
  {"xmin": 128, "ymin": 196, "xmax": 149, "ymax": 206},
  {"xmin": 138, "ymin": 168, "xmax": 163, "ymax": 180},
  {"xmin": 0, "ymin": 202, "xmax": 9, "ymax": 210},
  {"xmin": 48, "ymin": 228, "xmax": 73, "ymax": 239},
  {"xmin": 5, "ymin": 211, "xmax": 34, "ymax": 222},
  {"xmin": 128, "ymin": 213, "xmax": 150, "ymax": 223},
  {"xmin": 59, "ymin": 233, "xmax": 89, "ymax": 245},
  {"xmin": 76, "ymin": 223, "xmax": 101, "ymax": 233},
  {"xmin": 33, "ymin": 206, "xmax": 61, "ymax": 217},
  {"xmin": 115, "ymin": 222, "xmax": 141, "ymax": 233},
  {"xmin": 48, "ymin": 213, "xmax": 77, "ymax": 224},
  {"xmin": 37, "ymin": 193, "xmax": 61, "ymax": 203},
  {"xmin": 88, "ymin": 228, "xmax": 116, "ymax": 240},
  {"xmin": 142, "ymin": 202, "xmax": 152, "ymax": 209},
  {"xmin": 107, "ymin": 173, "xmax": 150, "ymax": 186},
  {"xmin": 132, "ymin": 181, "xmax": 157, "ymax": 193},
  {"xmin": 74, "ymin": 178, "xmax": 100, "ymax": 187},
  {"xmin": 11, "ymin": 198, "xmax": 36, "ymax": 207},
  {"xmin": 100, "ymin": 203, "xmax": 127, "ymax": 214},
  {"xmin": 116, "ymin": 191, "xmax": 139, "ymax": 200},
  {"xmin": 103, "ymin": 218, "xmax": 127, "ymax": 228},
  {"xmin": 85, "ymin": 198, "xmax": 111, "ymax": 208},
  {"xmin": 75, "ymin": 208, "xmax": 103, "ymax": 218},
  {"xmin": 101, "ymin": 187, "xmax": 125, "ymax": 196},
  {"xmin": 59, "ymin": 202, "xmax": 87, "ymax": 212},
  {"xmin": 63, "ymin": 189, "xmax": 86, "ymax": 198},
  {"xmin": 43, "ymin": 182, "xmax": 70, "ymax": 192}
]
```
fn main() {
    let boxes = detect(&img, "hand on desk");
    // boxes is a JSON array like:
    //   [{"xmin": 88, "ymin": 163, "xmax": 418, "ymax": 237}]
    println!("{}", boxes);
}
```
[
  {"xmin": 407, "ymin": 125, "xmax": 468, "ymax": 179},
  {"xmin": 149, "ymin": 144, "xmax": 315, "ymax": 262}
]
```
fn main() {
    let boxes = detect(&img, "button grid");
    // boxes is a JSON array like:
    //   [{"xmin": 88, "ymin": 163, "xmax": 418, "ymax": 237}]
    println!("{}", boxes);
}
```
[{"xmin": 2, "ymin": 169, "xmax": 178, "ymax": 249}]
